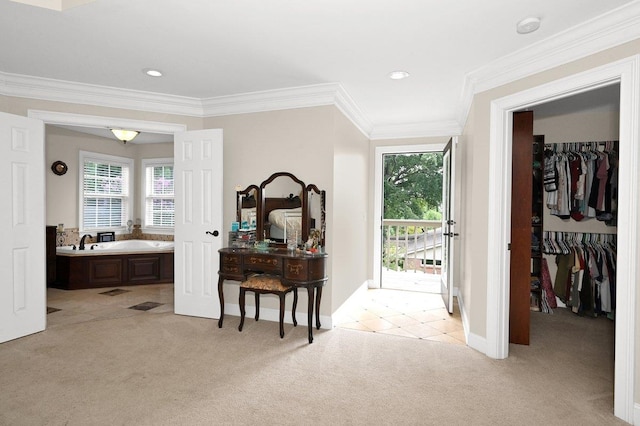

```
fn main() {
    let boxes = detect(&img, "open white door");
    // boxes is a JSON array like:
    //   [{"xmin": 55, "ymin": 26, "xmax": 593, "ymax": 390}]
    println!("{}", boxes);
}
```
[
  {"xmin": 174, "ymin": 129, "xmax": 223, "ymax": 318},
  {"xmin": 441, "ymin": 137, "xmax": 457, "ymax": 313},
  {"xmin": 0, "ymin": 112, "xmax": 46, "ymax": 343}
]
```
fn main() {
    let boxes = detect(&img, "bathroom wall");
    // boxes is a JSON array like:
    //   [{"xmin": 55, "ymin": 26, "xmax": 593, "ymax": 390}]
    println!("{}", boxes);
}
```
[{"xmin": 45, "ymin": 125, "xmax": 173, "ymax": 244}]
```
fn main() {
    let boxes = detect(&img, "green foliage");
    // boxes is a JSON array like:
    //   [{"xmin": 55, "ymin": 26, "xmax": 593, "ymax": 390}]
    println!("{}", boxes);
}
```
[
  {"xmin": 382, "ymin": 243, "xmax": 405, "ymax": 271},
  {"xmin": 383, "ymin": 152, "xmax": 443, "ymax": 219}
]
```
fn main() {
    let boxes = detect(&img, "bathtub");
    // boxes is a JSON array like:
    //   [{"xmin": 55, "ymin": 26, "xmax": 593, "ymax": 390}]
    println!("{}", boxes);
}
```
[
  {"xmin": 54, "ymin": 239, "xmax": 174, "ymax": 290},
  {"xmin": 56, "ymin": 239, "xmax": 174, "ymax": 255}
]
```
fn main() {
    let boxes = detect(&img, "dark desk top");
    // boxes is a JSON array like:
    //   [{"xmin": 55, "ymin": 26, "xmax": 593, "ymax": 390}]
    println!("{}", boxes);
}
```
[{"xmin": 219, "ymin": 247, "xmax": 328, "ymax": 259}]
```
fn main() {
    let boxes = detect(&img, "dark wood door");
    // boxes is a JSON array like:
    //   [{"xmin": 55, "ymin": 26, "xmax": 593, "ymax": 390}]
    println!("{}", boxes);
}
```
[{"xmin": 509, "ymin": 111, "xmax": 534, "ymax": 345}]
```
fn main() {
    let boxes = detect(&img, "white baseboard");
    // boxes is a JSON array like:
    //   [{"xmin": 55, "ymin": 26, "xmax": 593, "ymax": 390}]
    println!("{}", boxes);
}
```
[
  {"xmin": 633, "ymin": 402, "xmax": 640, "ymax": 425},
  {"xmin": 456, "ymin": 290, "xmax": 487, "ymax": 354}
]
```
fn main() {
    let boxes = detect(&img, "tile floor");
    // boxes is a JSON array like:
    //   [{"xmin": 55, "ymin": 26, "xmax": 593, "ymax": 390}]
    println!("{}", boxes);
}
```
[
  {"xmin": 46, "ymin": 281, "xmax": 465, "ymax": 346},
  {"xmin": 46, "ymin": 283, "xmax": 174, "ymax": 328},
  {"xmin": 335, "ymin": 288, "xmax": 465, "ymax": 345}
]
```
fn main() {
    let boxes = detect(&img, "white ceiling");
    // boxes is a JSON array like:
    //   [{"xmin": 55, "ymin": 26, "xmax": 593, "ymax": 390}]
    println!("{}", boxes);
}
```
[{"xmin": 0, "ymin": 0, "xmax": 637, "ymax": 140}]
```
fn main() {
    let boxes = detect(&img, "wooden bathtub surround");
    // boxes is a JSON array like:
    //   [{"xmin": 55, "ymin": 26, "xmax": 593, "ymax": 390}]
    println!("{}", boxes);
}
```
[{"xmin": 55, "ymin": 252, "xmax": 174, "ymax": 290}]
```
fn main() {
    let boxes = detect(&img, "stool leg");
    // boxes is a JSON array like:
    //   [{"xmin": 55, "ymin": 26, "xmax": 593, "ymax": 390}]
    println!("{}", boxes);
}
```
[
  {"xmin": 279, "ymin": 293, "xmax": 286, "ymax": 338},
  {"xmin": 239, "ymin": 288, "xmax": 246, "ymax": 332},
  {"xmin": 292, "ymin": 288, "xmax": 298, "ymax": 327},
  {"xmin": 254, "ymin": 292, "xmax": 260, "ymax": 321}
]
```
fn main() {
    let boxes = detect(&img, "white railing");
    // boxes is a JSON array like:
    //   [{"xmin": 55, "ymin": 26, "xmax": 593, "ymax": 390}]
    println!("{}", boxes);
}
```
[{"xmin": 383, "ymin": 219, "xmax": 442, "ymax": 275}]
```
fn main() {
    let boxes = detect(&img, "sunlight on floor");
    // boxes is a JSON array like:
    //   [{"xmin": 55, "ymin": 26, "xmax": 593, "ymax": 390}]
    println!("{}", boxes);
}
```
[{"xmin": 335, "ymin": 288, "xmax": 465, "ymax": 345}]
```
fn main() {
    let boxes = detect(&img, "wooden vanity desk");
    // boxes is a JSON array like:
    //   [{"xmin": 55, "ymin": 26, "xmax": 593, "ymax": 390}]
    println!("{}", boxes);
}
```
[{"xmin": 218, "ymin": 247, "xmax": 328, "ymax": 343}]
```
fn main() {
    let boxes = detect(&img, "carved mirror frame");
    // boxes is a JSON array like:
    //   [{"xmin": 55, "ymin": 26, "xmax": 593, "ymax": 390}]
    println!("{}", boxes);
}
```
[
  {"xmin": 236, "ymin": 184, "xmax": 259, "ymax": 228},
  {"xmin": 235, "ymin": 172, "xmax": 326, "ymax": 248}
]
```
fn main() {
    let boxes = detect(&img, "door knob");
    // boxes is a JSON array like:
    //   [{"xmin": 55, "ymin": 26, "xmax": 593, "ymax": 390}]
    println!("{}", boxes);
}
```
[{"xmin": 206, "ymin": 230, "xmax": 219, "ymax": 237}]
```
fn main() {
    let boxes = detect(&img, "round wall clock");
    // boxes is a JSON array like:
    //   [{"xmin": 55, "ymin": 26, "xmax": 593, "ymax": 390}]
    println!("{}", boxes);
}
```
[{"xmin": 51, "ymin": 161, "xmax": 68, "ymax": 176}]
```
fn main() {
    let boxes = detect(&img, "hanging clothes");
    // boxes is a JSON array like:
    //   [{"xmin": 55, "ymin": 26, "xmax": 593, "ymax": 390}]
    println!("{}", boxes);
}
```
[
  {"xmin": 543, "ymin": 142, "xmax": 618, "ymax": 225},
  {"xmin": 544, "ymin": 232, "xmax": 616, "ymax": 318}
]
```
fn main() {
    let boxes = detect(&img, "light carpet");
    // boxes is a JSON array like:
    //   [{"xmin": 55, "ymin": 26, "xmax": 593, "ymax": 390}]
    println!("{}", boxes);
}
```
[{"xmin": 0, "ymin": 308, "xmax": 623, "ymax": 425}]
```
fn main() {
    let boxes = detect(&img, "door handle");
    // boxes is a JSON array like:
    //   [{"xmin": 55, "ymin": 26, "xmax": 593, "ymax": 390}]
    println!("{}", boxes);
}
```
[{"xmin": 206, "ymin": 230, "xmax": 220, "ymax": 237}]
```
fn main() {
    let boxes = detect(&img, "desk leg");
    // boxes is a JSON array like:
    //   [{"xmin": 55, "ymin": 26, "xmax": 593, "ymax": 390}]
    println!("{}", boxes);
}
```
[
  {"xmin": 306, "ymin": 286, "xmax": 315, "ymax": 344},
  {"xmin": 217, "ymin": 276, "xmax": 225, "ymax": 328},
  {"xmin": 315, "ymin": 286, "xmax": 322, "ymax": 330}
]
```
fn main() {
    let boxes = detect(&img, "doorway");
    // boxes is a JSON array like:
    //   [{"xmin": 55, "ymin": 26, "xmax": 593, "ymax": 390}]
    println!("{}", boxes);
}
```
[
  {"xmin": 340, "ymin": 140, "xmax": 463, "ymax": 341},
  {"xmin": 486, "ymin": 56, "xmax": 640, "ymax": 423},
  {"xmin": 372, "ymin": 142, "xmax": 448, "ymax": 291},
  {"xmin": 380, "ymin": 150, "xmax": 444, "ymax": 294},
  {"xmin": 28, "ymin": 110, "xmax": 187, "ymax": 328}
]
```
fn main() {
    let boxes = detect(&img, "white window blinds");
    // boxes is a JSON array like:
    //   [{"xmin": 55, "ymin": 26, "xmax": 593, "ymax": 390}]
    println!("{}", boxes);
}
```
[
  {"xmin": 144, "ymin": 161, "xmax": 174, "ymax": 228},
  {"xmin": 80, "ymin": 152, "xmax": 133, "ymax": 231}
]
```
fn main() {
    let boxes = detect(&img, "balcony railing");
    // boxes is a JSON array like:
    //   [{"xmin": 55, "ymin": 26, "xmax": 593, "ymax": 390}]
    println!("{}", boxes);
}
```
[{"xmin": 383, "ymin": 219, "xmax": 442, "ymax": 275}]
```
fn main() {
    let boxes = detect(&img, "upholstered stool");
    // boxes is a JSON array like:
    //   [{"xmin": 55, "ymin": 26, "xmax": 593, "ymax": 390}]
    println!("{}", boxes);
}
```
[{"xmin": 239, "ymin": 274, "xmax": 298, "ymax": 338}]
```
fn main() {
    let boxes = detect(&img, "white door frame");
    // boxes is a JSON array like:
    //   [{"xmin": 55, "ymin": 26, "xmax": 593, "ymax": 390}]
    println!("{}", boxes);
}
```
[
  {"xmin": 372, "ymin": 142, "xmax": 447, "ymax": 289},
  {"xmin": 486, "ymin": 55, "xmax": 639, "ymax": 423},
  {"xmin": 27, "ymin": 110, "xmax": 186, "ymax": 136}
]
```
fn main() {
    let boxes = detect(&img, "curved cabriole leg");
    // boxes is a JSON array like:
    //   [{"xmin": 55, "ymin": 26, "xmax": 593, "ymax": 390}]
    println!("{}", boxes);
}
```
[
  {"xmin": 307, "ymin": 286, "xmax": 315, "ymax": 343},
  {"xmin": 238, "ymin": 288, "xmax": 246, "ymax": 332},
  {"xmin": 217, "ymin": 276, "xmax": 225, "ymax": 328},
  {"xmin": 254, "ymin": 292, "xmax": 260, "ymax": 321},
  {"xmin": 315, "ymin": 286, "xmax": 323, "ymax": 330},
  {"xmin": 279, "ymin": 293, "xmax": 286, "ymax": 338},
  {"xmin": 292, "ymin": 288, "xmax": 298, "ymax": 327}
]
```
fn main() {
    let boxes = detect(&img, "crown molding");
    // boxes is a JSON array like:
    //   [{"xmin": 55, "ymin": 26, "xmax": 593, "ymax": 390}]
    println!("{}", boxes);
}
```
[
  {"xmin": 457, "ymin": 0, "xmax": 640, "ymax": 126},
  {"xmin": 334, "ymin": 85, "xmax": 373, "ymax": 136},
  {"xmin": 369, "ymin": 120, "xmax": 461, "ymax": 140},
  {"xmin": 0, "ymin": 71, "xmax": 204, "ymax": 117},
  {"xmin": 0, "ymin": 72, "xmax": 376, "ymax": 137},
  {"xmin": 200, "ymin": 83, "xmax": 338, "ymax": 116},
  {"xmin": 201, "ymin": 82, "xmax": 373, "ymax": 137}
]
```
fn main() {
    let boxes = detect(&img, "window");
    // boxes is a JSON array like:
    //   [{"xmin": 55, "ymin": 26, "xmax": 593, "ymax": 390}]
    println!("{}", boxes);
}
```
[
  {"xmin": 79, "ymin": 151, "xmax": 133, "ymax": 232},
  {"xmin": 142, "ymin": 158, "xmax": 174, "ymax": 230}
]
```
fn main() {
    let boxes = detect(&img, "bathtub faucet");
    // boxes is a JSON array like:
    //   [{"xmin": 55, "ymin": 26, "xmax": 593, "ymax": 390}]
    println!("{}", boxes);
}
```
[{"xmin": 79, "ymin": 234, "xmax": 92, "ymax": 250}]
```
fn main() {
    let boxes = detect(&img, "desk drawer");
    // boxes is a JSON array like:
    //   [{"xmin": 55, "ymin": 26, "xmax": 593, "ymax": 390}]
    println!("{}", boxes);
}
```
[
  {"xmin": 220, "ymin": 253, "xmax": 243, "ymax": 277},
  {"xmin": 221, "ymin": 253, "xmax": 242, "ymax": 265},
  {"xmin": 284, "ymin": 257, "xmax": 326, "ymax": 281},
  {"xmin": 245, "ymin": 253, "xmax": 281, "ymax": 273}
]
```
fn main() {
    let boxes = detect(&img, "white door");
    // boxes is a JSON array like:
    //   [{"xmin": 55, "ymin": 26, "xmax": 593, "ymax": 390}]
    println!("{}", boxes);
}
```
[
  {"xmin": 441, "ymin": 137, "xmax": 457, "ymax": 313},
  {"xmin": 174, "ymin": 129, "xmax": 224, "ymax": 318},
  {"xmin": 0, "ymin": 112, "xmax": 46, "ymax": 343}
]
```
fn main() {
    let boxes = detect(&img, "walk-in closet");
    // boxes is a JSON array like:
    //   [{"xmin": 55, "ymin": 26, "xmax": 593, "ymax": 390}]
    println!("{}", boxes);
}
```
[{"xmin": 524, "ymin": 83, "xmax": 620, "ymax": 409}]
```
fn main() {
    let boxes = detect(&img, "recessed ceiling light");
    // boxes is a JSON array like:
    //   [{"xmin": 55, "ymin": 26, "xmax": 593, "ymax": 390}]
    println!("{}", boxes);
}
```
[
  {"xmin": 388, "ymin": 70, "xmax": 410, "ymax": 80},
  {"xmin": 143, "ymin": 68, "xmax": 163, "ymax": 77},
  {"xmin": 516, "ymin": 17, "xmax": 541, "ymax": 34}
]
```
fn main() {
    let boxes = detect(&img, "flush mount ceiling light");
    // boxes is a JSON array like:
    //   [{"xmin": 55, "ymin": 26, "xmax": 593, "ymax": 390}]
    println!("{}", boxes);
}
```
[
  {"xmin": 110, "ymin": 129, "xmax": 139, "ymax": 144},
  {"xmin": 516, "ymin": 17, "xmax": 541, "ymax": 34},
  {"xmin": 388, "ymin": 70, "xmax": 410, "ymax": 80},
  {"xmin": 143, "ymin": 68, "xmax": 163, "ymax": 77}
]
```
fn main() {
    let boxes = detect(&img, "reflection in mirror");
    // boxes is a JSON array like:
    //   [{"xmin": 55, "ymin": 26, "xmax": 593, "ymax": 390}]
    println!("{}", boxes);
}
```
[
  {"xmin": 260, "ymin": 172, "xmax": 305, "ymax": 244},
  {"xmin": 306, "ymin": 184, "xmax": 326, "ymax": 248},
  {"xmin": 236, "ymin": 185, "xmax": 259, "ymax": 230}
]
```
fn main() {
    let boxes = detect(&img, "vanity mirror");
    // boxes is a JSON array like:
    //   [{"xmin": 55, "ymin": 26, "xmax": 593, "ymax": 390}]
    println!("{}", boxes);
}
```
[
  {"xmin": 306, "ymin": 184, "xmax": 326, "ymax": 248},
  {"xmin": 236, "ymin": 184, "xmax": 259, "ymax": 229},
  {"xmin": 259, "ymin": 172, "xmax": 305, "ymax": 244},
  {"xmin": 235, "ymin": 172, "xmax": 325, "ymax": 247}
]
